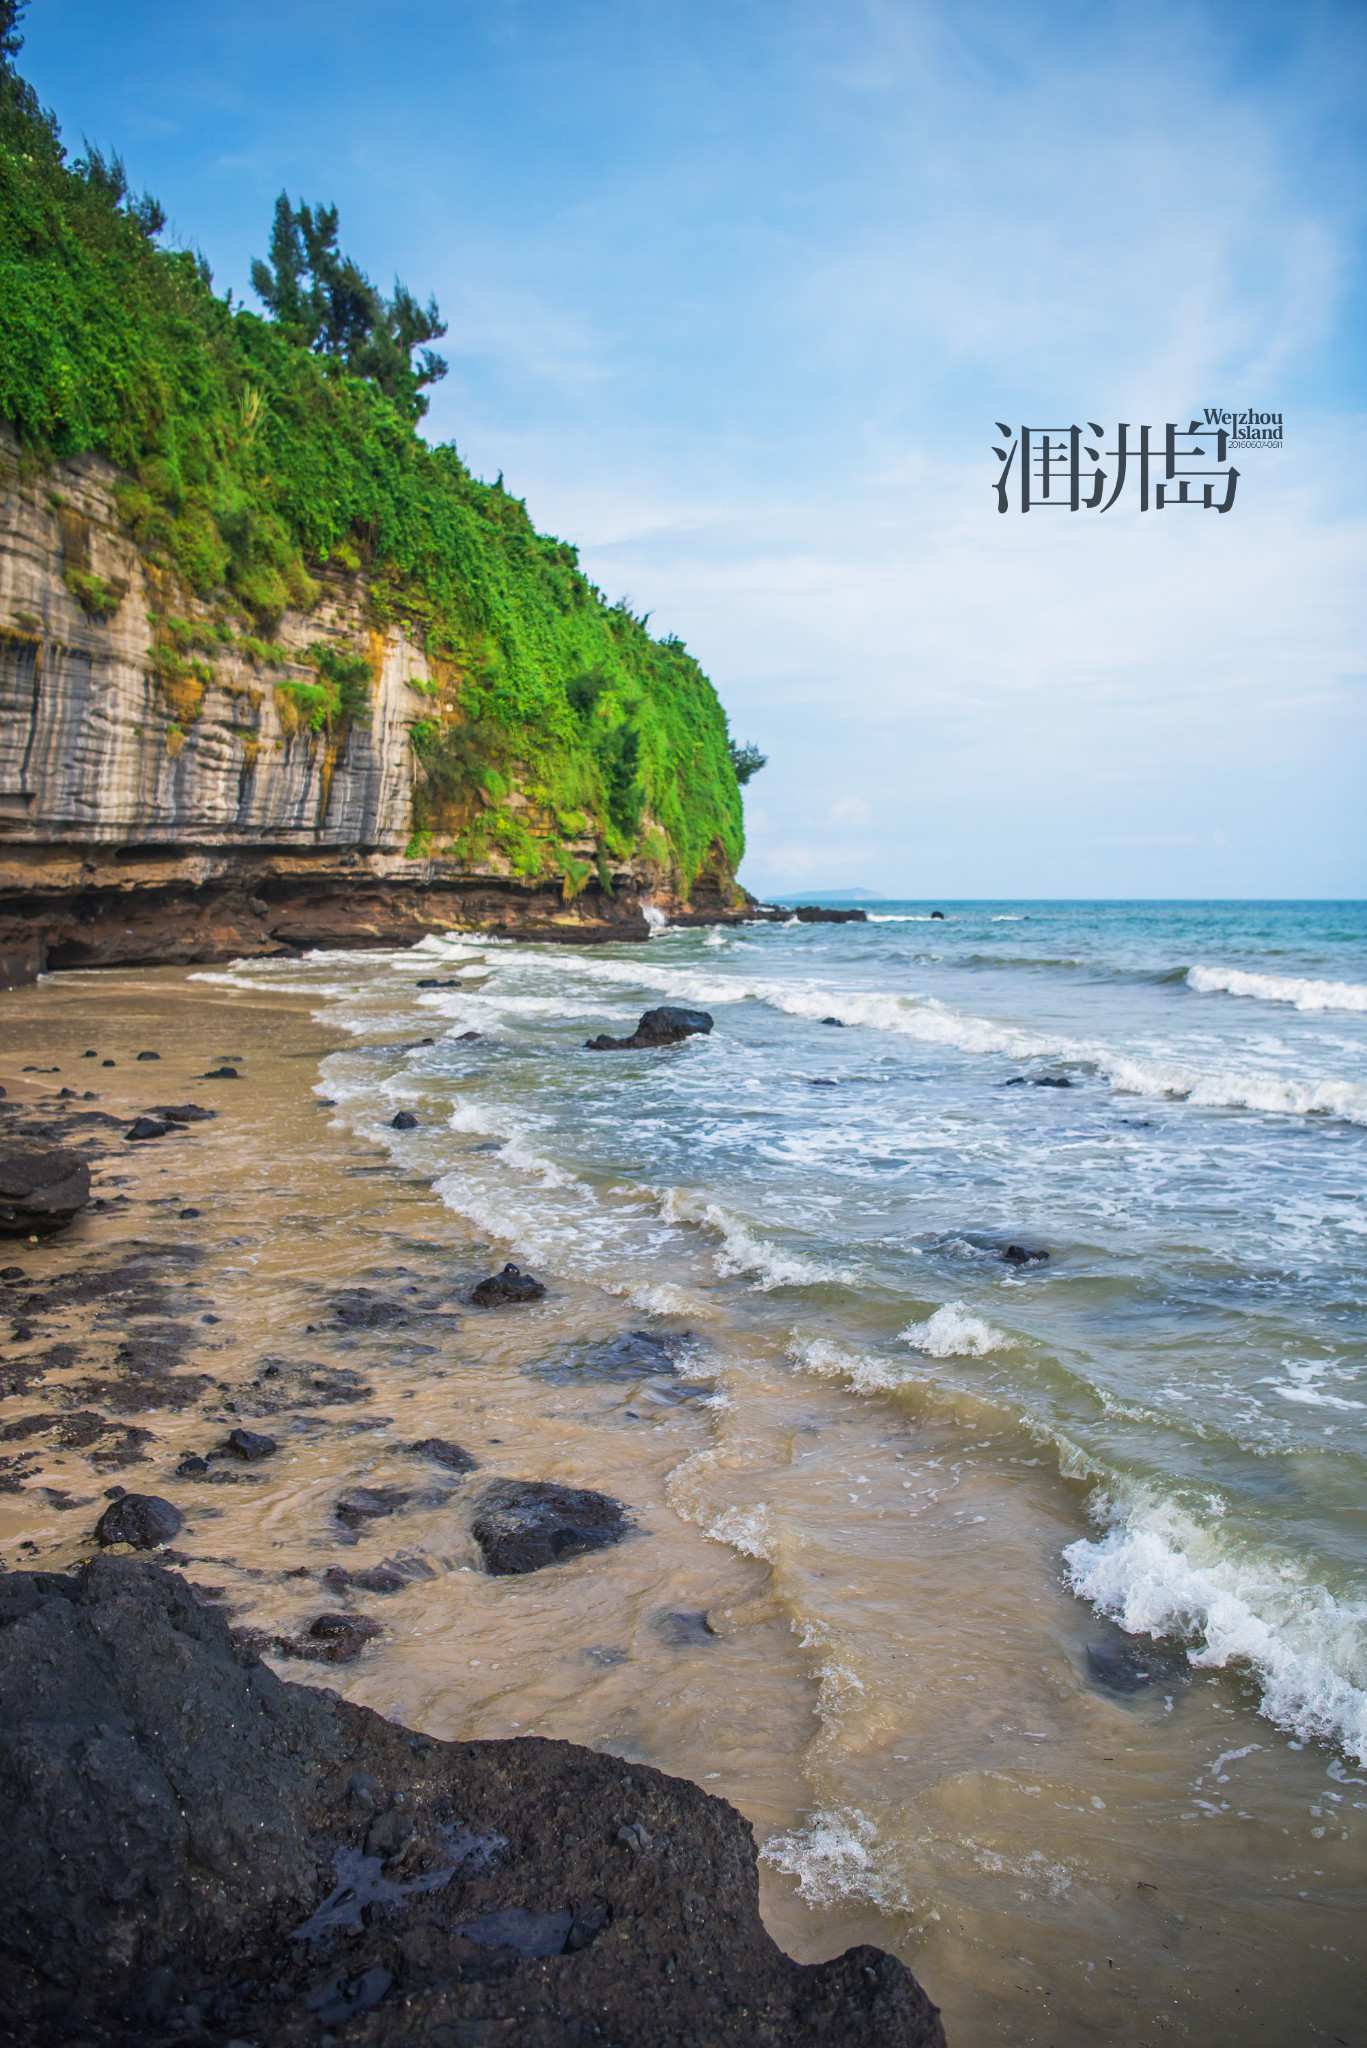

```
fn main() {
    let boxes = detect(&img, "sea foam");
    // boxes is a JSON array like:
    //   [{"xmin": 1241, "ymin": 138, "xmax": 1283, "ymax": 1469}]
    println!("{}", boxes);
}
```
[
  {"xmin": 1188, "ymin": 964, "xmax": 1367, "ymax": 1013},
  {"xmin": 499, "ymin": 947, "xmax": 1367, "ymax": 1125},
  {"xmin": 1064, "ymin": 1491, "xmax": 1367, "ymax": 1764},
  {"xmin": 899, "ymin": 1303, "xmax": 1008, "ymax": 1357}
]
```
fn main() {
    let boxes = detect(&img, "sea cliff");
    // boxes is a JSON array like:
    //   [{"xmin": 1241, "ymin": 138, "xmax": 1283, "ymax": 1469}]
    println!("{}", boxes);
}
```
[{"xmin": 0, "ymin": 65, "xmax": 752, "ymax": 985}]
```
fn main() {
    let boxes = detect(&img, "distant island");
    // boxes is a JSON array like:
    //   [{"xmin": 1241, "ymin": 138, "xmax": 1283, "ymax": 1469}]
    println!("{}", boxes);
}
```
[{"xmin": 769, "ymin": 887, "xmax": 886, "ymax": 904}]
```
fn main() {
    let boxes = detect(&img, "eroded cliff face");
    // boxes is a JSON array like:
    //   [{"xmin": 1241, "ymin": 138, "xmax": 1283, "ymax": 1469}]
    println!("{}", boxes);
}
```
[{"xmin": 0, "ymin": 430, "xmax": 748, "ymax": 985}]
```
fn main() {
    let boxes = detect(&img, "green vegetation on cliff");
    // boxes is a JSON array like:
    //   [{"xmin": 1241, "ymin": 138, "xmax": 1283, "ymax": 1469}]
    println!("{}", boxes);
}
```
[{"xmin": 0, "ymin": 5, "xmax": 749, "ymax": 893}]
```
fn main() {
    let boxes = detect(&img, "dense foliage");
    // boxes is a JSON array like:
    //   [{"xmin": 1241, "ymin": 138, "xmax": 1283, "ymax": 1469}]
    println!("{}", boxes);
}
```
[{"xmin": 0, "ymin": 4, "xmax": 747, "ymax": 890}]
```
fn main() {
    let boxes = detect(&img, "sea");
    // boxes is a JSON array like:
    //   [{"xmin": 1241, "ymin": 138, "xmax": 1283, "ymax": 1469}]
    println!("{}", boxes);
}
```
[{"xmin": 182, "ymin": 898, "xmax": 1367, "ymax": 2036}]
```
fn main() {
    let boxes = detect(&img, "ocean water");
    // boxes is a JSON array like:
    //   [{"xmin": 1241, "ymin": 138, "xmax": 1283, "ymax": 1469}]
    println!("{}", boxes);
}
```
[{"xmin": 178, "ymin": 898, "xmax": 1367, "ymax": 2038}]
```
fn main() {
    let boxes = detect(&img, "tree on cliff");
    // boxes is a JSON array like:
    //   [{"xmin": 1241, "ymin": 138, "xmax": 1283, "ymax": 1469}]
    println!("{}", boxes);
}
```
[
  {"xmin": 0, "ymin": 0, "xmax": 56, "ymax": 155},
  {"xmin": 251, "ymin": 195, "xmax": 448, "ymax": 421}
]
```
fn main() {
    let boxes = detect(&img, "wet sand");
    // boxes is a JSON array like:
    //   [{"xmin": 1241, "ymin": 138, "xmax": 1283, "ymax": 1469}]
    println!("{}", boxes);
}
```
[{"xmin": 1, "ymin": 965, "xmax": 1362, "ymax": 2045}]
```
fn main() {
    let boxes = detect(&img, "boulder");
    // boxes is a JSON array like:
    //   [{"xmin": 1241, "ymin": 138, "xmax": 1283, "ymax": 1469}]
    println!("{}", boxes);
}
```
[
  {"xmin": 224, "ymin": 1427, "xmax": 276, "ymax": 1461},
  {"xmin": 0, "ymin": 1559, "xmax": 946, "ymax": 2047},
  {"xmin": 793, "ymin": 905, "xmax": 867, "ymax": 923},
  {"xmin": 586, "ymin": 1005, "xmax": 714, "ymax": 1051},
  {"xmin": 471, "ymin": 1478, "xmax": 632, "ymax": 1575},
  {"xmin": 470, "ymin": 1261, "xmax": 545, "ymax": 1306},
  {"xmin": 407, "ymin": 1436, "xmax": 479, "ymax": 1472},
  {"xmin": 0, "ymin": 1140, "xmax": 91, "ymax": 1234},
  {"xmin": 93, "ymin": 1493, "xmax": 182, "ymax": 1548},
  {"xmin": 126, "ymin": 1116, "xmax": 171, "ymax": 1141},
  {"xmin": 335, "ymin": 1488, "xmax": 411, "ymax": 1530},
  {"xmin": 148, "ymin": 1103, "xmax": 216, "ymax": 1122},
  {"xmin": 390, "ymin": 1109, "xmax": 419, "ymax": 1129}
]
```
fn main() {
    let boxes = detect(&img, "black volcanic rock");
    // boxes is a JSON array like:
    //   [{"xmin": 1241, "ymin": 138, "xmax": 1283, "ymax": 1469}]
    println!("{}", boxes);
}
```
[
  {"xmin": 470, "ymin": 1261, "xmax": 545, "ymax": 1306},
  {"xmin": 224, "ymin": 1426, "xmax": 277, "ymax": 1461},
  {"xmin": 0, "ymin": 1141, "xmax": 91, "ymax": 1234},
  {"xmin": 125, "ymin": 1115, "xmax": 171, "ymax": 1141},
  {"xmin": 407, "ymin": 1436, "xmax": 479, "ymax": 1472},
  {"xmin": 471, "ymin": 1478, "xmax": 632, "ymax": 1575},
  {"xmin": 0, "ymin": 1559, "xmax": 946, "ymax": 2046},
  {"xmin": 93, "ymin": 1492, "xmax": 182, "ymax": 1548},
  {"xmin": 586, "ymin": 1004, "xmax": 714, "ymax": 1051},
  {"xmin": 793, "ymin": 904, "xmax": 867, "ymax": 923},
  {"xmin": 335, "ymin": 1487, "xmax": 411, "ymax": 1530}
]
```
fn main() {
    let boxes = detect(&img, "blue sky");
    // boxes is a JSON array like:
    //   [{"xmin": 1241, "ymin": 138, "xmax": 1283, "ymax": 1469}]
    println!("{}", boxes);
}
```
[{"xmin": 20, "ymin": 0, "xmax": 1367, "ymax": 896}]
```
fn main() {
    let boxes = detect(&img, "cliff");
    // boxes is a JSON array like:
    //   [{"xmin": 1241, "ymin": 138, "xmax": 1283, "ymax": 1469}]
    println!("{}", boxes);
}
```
[{"xmin": 0, "ymin": 55, "xmax": 752, "ymax": 985}]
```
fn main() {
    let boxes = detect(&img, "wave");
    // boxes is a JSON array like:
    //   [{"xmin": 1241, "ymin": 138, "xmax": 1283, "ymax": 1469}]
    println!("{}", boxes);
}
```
[
  {"xmin": 786, "ymin": 1335, "xmax": 908, "ymax": 1394},
  {"xmin": 899, "ymin": 1303, "xmax": 1009, "ymax": 1358},
  {"xmin": 1064, "ymin": 1490, "xmax": 1367, "ymax": 1765},
  {"xmin": 659, "ymin": 1190, "xmax": 855, "ymax": 1292},
  {"xmin": 1188, "ymin": 964, "xmax": 1367, "ymax": 1013},
  {"xmin": 483, "ymin": 946, "xmax": 1367, "ymax": 1125}
]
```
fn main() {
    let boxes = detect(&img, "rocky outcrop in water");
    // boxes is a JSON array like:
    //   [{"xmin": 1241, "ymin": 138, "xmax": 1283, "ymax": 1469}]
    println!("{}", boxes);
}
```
[
  {"xmin": 0, "ymin": 1559, "xmax": 947, "ymax": 2047},
  {"xmin": 586, "ymin": 1006, "xmax": 715, "ymax": 1052}
]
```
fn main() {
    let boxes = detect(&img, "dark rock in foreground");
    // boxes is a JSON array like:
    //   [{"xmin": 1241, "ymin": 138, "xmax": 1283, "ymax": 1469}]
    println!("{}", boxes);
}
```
[
  {"xmin": 0, "ymin": 1141, "xmax": 91, "ymax": 1234},
  {"xmin": 471, "ymin": 1261, "xmax": 546, "ymax": 1306},
  {"xmin": 471, "ymin": 1478, "xmax": 632, "ymax": 1574},
  {"xmin": 586, "ymin": 1005, "xmax": 714, "ymax": 1051},
  {"xmin": 390, "ymin": 1109, "xmax": 419, "ymax": 1129},
  {"xmin": 93, "ymin": 1492, "xmax": 182, "ymax": 1548},
  {"xmin": 0, "ymin": 1561, "xmax": 945, "ymax": 2045}
]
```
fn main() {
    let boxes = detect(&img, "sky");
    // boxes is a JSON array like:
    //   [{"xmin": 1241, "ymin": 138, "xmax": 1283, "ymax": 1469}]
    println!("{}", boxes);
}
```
[{"xmin": 18, "ymin": 0, "xmax": 1367, "ymax": 898}]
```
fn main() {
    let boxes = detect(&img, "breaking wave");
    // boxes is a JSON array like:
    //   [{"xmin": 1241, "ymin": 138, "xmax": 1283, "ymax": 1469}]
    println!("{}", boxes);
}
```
[
  {"xmin": 1187, "ymin": 964, "xmax": 1367, "ymax": 1013},
  {"xmin": 1064, "ymin": 1490, "xmax": 1367, "ymax": 1765},
  {"xmin": 899, "ymin": 1303, "xmax": 1008, "ymax": 1358},
  {"xmin": 472, "ymin": 946, "xmax": 1367, "ymax": 1125}
]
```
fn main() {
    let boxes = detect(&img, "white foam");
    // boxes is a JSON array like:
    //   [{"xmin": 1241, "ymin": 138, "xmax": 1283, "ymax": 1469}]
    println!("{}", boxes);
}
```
[
  {"xmin": 702, "ymin": 1202, "xmax": 855, "ymax": 1291},
  {"xmin": 1188, "ymin": 964, "xmax": 1367, "ymax": 1013},
  {"xmin": 760, "ymin": 1808, "xmax": 902, "ymax": 1910},
  {"xmin": 665, "ymin": 1451, "xmax": 774, "ymax": 1558},
  {"xmin": 786, "ymin": 1336, "xmax": 906, "ymax": 1394},
  {"xmin": 1064, "ymin": 1490, "xmax": 1367, "ymax": 1764},
  {"xmin": 899, "ymin": 1303, "xmax": 1008, "ymax": 1358},
  {"xmin": 445, "ymin": 1101, "xmax": 575, "ymax": 1187},
  {"xmin": 494, "ymin": 947, "xmax": 1367, "ymax": 1125}
]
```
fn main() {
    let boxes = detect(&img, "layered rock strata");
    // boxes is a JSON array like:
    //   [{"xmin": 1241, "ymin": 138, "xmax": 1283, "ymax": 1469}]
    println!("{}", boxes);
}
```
[{"xmin": 0, "ymin": 427, "xmax": 751, "ymax": 985}]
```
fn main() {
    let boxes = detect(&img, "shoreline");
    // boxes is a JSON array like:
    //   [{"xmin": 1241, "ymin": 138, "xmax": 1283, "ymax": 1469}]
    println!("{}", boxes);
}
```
[
  {"xmin": 0, "ymin": 963, "xmax": 936, "ymax": 2045},
  {"xmin": 4, "ymin": 951, "xmax": 1365, "ymax": 2045}
]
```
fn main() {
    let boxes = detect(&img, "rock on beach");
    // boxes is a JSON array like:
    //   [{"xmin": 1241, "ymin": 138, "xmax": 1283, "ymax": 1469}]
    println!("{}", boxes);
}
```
[
  {"xmin": 470, "ymin": 1477, "xmax": 632, "ymax": 1574},
  {"xmin": 0, "ymin": 1559, "xmax": 946, "ymax": 2046},
  {"xmin": 470, "ymin": 1261, "xmax": 545, "ymax": 1306},
  {"xmin": 0, "ymin": 1141, "xmax": 91, "ymax": 1234},
  {"xmin": 93, "ymin": 1492, "xmax": 182, "ymax": 1548}
]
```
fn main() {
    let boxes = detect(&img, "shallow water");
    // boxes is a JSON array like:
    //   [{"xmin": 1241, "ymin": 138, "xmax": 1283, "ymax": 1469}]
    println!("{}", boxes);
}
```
[{"xmin": 1, "ymin": 901, "xmax": 1364, "ymax": 2042}]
